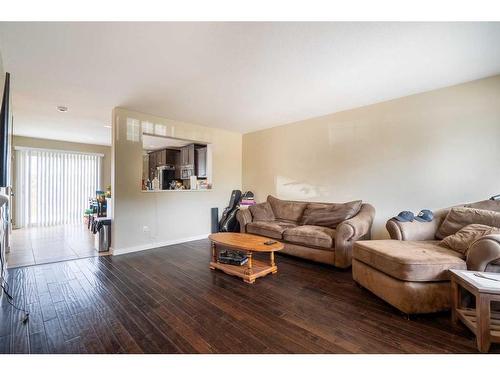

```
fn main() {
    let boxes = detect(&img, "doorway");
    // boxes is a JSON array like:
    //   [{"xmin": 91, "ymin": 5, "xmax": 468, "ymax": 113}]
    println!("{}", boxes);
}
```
[{"xmin": 7, "ymin": 147, "xmax": 103, "ymax": 267}]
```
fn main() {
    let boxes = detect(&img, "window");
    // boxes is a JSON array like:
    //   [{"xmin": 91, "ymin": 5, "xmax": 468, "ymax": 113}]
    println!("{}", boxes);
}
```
[{"xmin": 14, "ymin": 148, "xmax": 102, "ymax": 227}]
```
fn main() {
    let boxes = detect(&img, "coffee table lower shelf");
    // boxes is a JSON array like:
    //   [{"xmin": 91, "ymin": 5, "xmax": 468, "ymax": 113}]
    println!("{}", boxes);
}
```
[
  {"xmin": 210, "ymin": 259, "xmax": 277, "ymax": 284},
  {"xmin": 456, "ymin": 308, "xmax": 500, "ymax": 342}
]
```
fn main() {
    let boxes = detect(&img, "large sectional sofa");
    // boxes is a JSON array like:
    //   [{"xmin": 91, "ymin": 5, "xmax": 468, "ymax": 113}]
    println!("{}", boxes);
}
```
[
  {"xmin": 352, "ymin": 199, "xmax": 500, "ymax": 314},
  {"xmin": 237, "ymin": 195, "xmax": 375, "ymax": 268}
]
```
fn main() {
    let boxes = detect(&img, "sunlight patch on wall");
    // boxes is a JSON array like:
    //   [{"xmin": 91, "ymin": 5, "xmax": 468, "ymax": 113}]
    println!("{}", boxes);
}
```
[
  {"xmin": 141, "ymin": 121, "xmax": 154, "ymax": 134},
  {"xmin": 126, "ymin": 117, "xmax": 140, "ymax": 142},
  {"xmin": 275, "ymin": 175, "xmax": 328, "ymax": 200},
  {"xmin": 154, "ymin": 124, "xmax": 167, "ymax": 136}
]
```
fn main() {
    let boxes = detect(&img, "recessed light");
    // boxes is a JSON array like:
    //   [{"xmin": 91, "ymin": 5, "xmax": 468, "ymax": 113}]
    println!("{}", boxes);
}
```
[
  {"xmin": 57, "ymin": 106, "xmax": 68, "ymax": 113},
  {"xmin": 104, "ymin": 125, "xmax": 112, "ymax": 128}
]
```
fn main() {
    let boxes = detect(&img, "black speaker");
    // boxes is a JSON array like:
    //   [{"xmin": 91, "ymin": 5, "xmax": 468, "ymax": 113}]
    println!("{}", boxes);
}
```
[{"xmin": 211, "ymin": 207, "xmax": 219, "ymax": 233}]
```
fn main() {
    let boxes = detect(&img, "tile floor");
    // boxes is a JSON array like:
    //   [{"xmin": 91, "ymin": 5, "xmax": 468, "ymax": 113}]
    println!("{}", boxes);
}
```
[{"xmin": 6, "ymin": 223, "xmax": 101, "ymax": 268}]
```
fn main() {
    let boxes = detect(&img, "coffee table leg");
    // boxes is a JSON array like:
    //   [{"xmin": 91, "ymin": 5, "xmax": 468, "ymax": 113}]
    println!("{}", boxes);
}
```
[
  {"xmin": 210, "ymin": 242, "xmax": 217, "ymax": 270},
  {"xmin": 270, "ymin": 251, "xmax": 277, "ymax": 274},
  {"xmin": 451, "ymin": 278, "xmax": 460, "ymax": 325},
  {"xmin": 247, "ymin": 251, "xmax": 253, "ymax": 275},
  {"xmin": 243, "ymin": 251, "xmax": 255, "ymax": 283},
  {"xmin": 476, "ymin": 295, "xmax": 491, "ymax": 353}
]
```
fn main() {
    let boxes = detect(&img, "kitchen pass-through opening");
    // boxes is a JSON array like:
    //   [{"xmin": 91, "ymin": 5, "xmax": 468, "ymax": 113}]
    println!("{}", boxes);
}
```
[{"xmin": 142, "ymin": 133, "xmax": 213, "ymax": 192}]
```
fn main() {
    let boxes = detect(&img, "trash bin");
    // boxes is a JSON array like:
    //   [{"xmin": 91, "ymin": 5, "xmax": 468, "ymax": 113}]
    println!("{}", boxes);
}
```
[{"xmin": 94, "ymin": 218, "xmax": 112, "ymax": 252}]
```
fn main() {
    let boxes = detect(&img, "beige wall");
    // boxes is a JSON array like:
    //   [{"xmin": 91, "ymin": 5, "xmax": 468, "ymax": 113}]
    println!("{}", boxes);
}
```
[
  {"xmin": 242, "ymin": 75, "xmax": 500, "ymax": 238},
  {"xmin": 112, "ymin": 108, "xmax": 242, "ymax": 254},
  {"xmin": 12, "ymin": 135, "xmax": 112, "ymax": 189}
]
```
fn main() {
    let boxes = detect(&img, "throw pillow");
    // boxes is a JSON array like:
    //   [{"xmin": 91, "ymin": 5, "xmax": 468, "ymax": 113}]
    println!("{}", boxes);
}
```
[
  {"xmin": 440, "ymin": 223, "xmax": 500, "ymax": 254},
  {"xmin": 436, "ymin": 207, "xmax": 500, "ymax": 239},
  {"xmin": 248, "ymin": 202, "xmax": 275, "ymax": 221},
  {"xmin": 301, "ymin": 200, "xmax": 362, "ymax": 228}
]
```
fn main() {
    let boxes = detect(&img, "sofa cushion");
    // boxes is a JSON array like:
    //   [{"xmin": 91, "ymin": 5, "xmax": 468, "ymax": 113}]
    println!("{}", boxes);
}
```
[
  {"xmin": 283, "ymin": 225, "xmax": 336, "ymax": 249},
  {"xmin": 436, "ymin": 207, "xmax": 500, "ymax": 239},
  {"xmin": 440, "ymin": 224, "xmax": 500, "ymax": 255},
  {"xmin": 248, "ymin": 202, "xmax": 275, "ymax": 222},
  {"xmin": 301, "ymin": 200, "xmax": 362, "ymax": 228},
  {"xmin": 246, "ymin": 220, "xmax": 297, "ymax": 239},
  {"xmin": 267, "ymin": 195, "xmax": 308, "ymax": 223},
  {"xmin": 353, "ymin": 240, "xmax": 466, "ymax": 282},
  {"xmin": 464, "ymin": 199, "xmax": 500, "ymax": 212}
]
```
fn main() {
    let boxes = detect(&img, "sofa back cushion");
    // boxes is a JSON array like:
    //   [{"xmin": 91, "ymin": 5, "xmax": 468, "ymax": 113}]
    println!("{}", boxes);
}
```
[
  {"xmin": 267, "ymin": 195, "xmax": 308, "ymax": 223},
  {"xmin": 440, "ymin": 223, "xmax": 500, "ymax": 255},
  {"xmin": 464, "ymin": 199, "xmax": 500, "ymax": 212},
  {"xmin": 301, "ymin": 200, "xmax": 362, "ymax": 228},
  {"xmin": 248, "ymin": 202, "xmax": 275, "ymax": 222},
  {"xmin": 436, "ymin": 207, "xmax": 500, "ymax": 239}
]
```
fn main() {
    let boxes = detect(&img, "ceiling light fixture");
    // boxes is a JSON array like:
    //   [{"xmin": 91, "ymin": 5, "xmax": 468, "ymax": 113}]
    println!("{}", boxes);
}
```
[{"xmin": 56, "ymin": 106, "xmax": 68, "ymax": 113}]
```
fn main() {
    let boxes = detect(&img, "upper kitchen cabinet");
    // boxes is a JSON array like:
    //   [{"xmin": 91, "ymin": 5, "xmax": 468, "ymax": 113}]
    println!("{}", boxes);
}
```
[
  {"xmin": 157, "ymin": 150, "xmax": 166, "ymax": 166},
  {"xmin": 166, "ymin": 149, "xmax": 178, "ymax": 165},
  {"xmin": 180, "ymin": 144, "xmax": 195, "ymax": 167}
]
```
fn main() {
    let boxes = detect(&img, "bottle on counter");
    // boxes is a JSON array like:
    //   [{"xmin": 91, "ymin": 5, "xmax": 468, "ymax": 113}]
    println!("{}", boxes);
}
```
[
  {"xmin": 152, "ymin": 177, "xmax": 159, "ymax": 191},
  {"xmin": 189, "ymin": 175, "xmax": 198, "ymax": 190}
]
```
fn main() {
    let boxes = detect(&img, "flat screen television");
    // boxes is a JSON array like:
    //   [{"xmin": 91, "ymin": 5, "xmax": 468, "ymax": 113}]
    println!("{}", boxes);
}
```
[{"xmin": 0, "ymin": 72, "xmax": 10, "ymax": 187}]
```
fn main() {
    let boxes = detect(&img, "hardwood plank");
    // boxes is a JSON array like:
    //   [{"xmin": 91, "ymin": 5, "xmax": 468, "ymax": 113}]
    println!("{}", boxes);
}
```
[
  {"xmin": 0, "ymin": 335, "xmax": 11, "ymax": 353},
  {"xmin": 29, "ymin": 330, "xmax": 49, "ymax": 354},
  {"xmin": 76, "ymin": 257, "xmax": 181, "ymax": 353},
  {"xmin": 43, "ymin": 318, "xmax": 67, "ymax": 353},
  {"xmin": 0, "ymin": 299, "xmax": 13, "ymax": 338}
]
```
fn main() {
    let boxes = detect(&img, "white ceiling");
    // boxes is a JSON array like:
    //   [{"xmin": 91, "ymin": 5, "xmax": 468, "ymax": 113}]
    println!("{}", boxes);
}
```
[{"xmin": 1, "ymin": 22, "xmax": 500, "ymax": 146}]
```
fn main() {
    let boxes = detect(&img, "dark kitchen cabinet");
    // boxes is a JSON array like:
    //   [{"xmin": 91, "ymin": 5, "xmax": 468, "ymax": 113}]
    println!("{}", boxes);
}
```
[
  {"xmin": 149, "ymin": 150, "xmax": 166, "ymax": 170},
  {"xmin": 165, "ymin": 149, "xmax": 177, "ymax": 165},
  {"xmin": 180, "ymin": 144, "xmax": 195, "ymax": 167},
  {"xmin": 148, "ymin": 152, "xmax": 157, "ymax": 180},
  {"xmin": 157, "ymin": 150, "xmax": 166, "ymax": 166},
  {"xmin": 148, "ymin": 149, "xmax": 181, "ymax": 180}
]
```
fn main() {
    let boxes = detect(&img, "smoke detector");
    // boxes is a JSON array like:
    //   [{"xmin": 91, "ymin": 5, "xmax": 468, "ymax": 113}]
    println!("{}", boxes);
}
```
[{"xmin": 57, "ymin": 106, "xmax": 68, "ymax": 113}]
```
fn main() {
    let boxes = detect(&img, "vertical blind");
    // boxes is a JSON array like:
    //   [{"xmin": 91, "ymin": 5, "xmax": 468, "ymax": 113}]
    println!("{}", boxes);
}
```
[{"xmin": 15, "ymin": 148, "xmax": 102, "ymax": 228}]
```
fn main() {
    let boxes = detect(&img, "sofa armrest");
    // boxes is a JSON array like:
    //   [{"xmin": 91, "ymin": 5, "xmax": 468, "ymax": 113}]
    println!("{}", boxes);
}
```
[
  {"xmin": 386, "ymin": 218, "xmax": 440, "ymax": 241},
  {"xmin": 236, "ymin": 209, "xmax": 253, "ymax": 233},
  {"xmin": 335, "ymin": 203, "xmax": 375, "ymax": 268},
  {"xmin": 466, "ymin": 234, "xmax": 500, "ymax": 271}
]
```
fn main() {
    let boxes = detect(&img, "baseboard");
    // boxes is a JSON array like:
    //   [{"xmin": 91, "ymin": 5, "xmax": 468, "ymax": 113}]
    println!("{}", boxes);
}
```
[{"xmin": 110, "ymin": 233, "xmax": 210, "ymax": 256}]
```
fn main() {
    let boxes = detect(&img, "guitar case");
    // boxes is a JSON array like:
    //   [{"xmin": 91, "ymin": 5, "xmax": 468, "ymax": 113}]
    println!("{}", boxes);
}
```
[{"xmin": 218, "ymin": 190, "xmax": 242, "ymax": 232}]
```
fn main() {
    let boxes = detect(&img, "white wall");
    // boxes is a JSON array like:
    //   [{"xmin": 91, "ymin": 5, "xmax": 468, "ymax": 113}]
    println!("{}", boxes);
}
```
[
  {"xmin": 111, "ymin": 108, "xmax": 242, "ymax": 254},
  {"xmin": 242, "ymin": 75, "xmax": 500, "ymax": 238}
]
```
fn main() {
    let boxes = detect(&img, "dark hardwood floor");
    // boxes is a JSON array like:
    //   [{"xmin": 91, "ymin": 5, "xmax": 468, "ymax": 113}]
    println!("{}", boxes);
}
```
[{"xmin": 0, "ymin": 239, "xmax": 496, "ymax": 354}]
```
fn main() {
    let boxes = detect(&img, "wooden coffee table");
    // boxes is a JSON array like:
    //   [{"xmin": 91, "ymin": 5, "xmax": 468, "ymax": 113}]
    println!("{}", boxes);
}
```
[
  {"xmin": 450, "ymin": 269, "xmax": 500, "ymax": 353},
  {"xmin": 209, "ymin": 233, "xmax": 284, "ymax": 284}
]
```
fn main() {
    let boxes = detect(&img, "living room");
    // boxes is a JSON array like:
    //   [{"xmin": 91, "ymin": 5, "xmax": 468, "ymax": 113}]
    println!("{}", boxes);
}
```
[{"xmin": 1, "ymin": 1, "xmax": 500, "ymax": 373}]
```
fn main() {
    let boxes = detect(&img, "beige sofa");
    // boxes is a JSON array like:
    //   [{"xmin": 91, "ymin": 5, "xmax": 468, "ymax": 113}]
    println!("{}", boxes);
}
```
[
  {"xmin": 237, "ymin": 195, "xmax": 375, "ymax": 268},
  {"xmin": 352, "ymin": 199, "xmax": 500, "ymax": 314}
]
